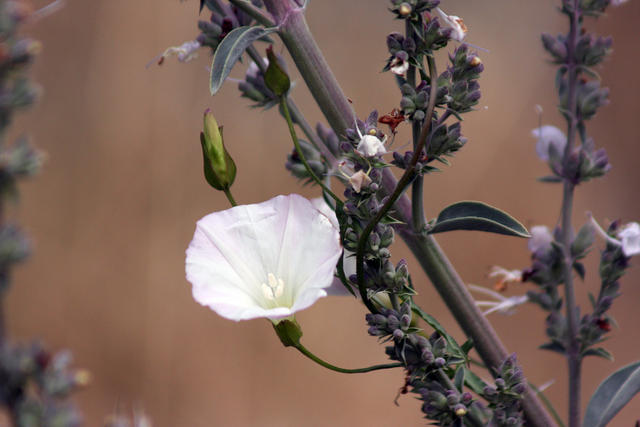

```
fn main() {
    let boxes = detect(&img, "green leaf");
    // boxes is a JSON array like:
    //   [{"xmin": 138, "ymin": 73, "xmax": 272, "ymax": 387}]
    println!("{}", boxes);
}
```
[
  {"xmin": 454, "ymin": 366, "xmax": 465, "ymax": 392},
  {"xmin": 210, "ymin": 26, "xmax": 276, "ymax": 95},
  {"xmin": 583, "ymin": 347, "xmax": 614, "ymax": 361},
  {"xmin": 584, "ymin": 361, "xmax": 640, "ymax": 427},
  {"xmin": 463, "ymin": 368, "xmax": 488, "ymax": 396},
  {"xmin": 537, "ymin": 175, "xmax": 563, "ymax": 183},
  {"xmin": 411, "ymin": 303, "xmax": 466, "ymax": 362},
  {"xmin": 428, "ymin": 201, "xmax": 530, "ymax": 238}
]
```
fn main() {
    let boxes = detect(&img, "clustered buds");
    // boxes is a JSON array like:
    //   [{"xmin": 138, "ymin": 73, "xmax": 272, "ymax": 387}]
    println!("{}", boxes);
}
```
[
  {"xmin": 197, "ymin": 0, "xmax": 263, "ymax": 50},
  {"xmin": 482, "ymin": 354, "xmax": 526, "ymax": 426},
  {"xmin": 389, "ymin": 0, "xmax": 440, "ymax": 20},
  {"xmin": 0, "ymin": 343, "xmax": 84, "ymax": 426}
]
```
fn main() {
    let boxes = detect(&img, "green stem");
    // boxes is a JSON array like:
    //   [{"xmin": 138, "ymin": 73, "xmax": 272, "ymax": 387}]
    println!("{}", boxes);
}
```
[
  {"xmin": 279, "ymin": 97, "xmax": 341, "ymax": 204},
  {"xmin": 355, "ymin": 55, "xmax": 438, "ymax": 312},
  {"xmin": 261, "ymin": 3, "xmax": 556, "ymax": 425},
  {"xmin": 223, "ymin": 187, "xmax": 237, "ymax": 207},
  {"xmin": 406, "ymin": 20, "xmax": 426, "ymax": 233},
  {"xmin": 245, "ymin": 46, "xmax": 337, "ymax": 166},
  {"xmin": 528, "ymin": 381, "xmax": 567, "ymax": 427},
  {"xmin": 294, "ymin": 342, "xmax": 402, "ymax": 374},
  {"xmin": 228, "ymin": 0, "xmax": 275, "ymax": 27},
  {"xmin": 560, "ymin": 4, "xmax": 582, "ymax": 427}
]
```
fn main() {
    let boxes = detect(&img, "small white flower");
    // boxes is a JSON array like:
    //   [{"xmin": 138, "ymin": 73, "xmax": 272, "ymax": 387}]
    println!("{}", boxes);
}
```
[
  {"xmin": 348, "ymin": 170, "xmax": 372, "ymax": 193},
  {"xmin": 390, "ymin": 57, "xmax": 410, "ymax": 76},
  {"xmin": 528, "ymin": 225, "xmax": 554, "ymax": 254},
  {"xmin": 488, "ymin": 266, "xmax": 522, "ymax": 291},
  {"xmin": 186, "ymin": 194, "xmax": 343, "ymax": 321},
  {"xmin": 434, "ymin": 8, "xmax": 468, "ymax": 42},
  {"xmin": 589, "ymin": 213, "xmax": 640, "ymax": 257},
  {"xmin": 618, "ymin": 222, "xmax": 640, "ymax": 257},
  {"xmin": 469, "ymin": 284, "xmax": 529, "ymax": 316},
  {"xmin": 353, "ymin": 122, "xmax": 387, "ymax": 158},
  {"xmin": 161, "ymin": 40, "xmax": 201, "ymax": 63},
  {"xmin": 531, "ymin": 125, "xmax": 567, "ymax": 162}
]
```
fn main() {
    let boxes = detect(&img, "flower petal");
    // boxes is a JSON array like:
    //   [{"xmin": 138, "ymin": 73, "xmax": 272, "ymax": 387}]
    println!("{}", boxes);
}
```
[{"xmin": 186, "ymin": 194, "xmax": 342, "ymax": 321}]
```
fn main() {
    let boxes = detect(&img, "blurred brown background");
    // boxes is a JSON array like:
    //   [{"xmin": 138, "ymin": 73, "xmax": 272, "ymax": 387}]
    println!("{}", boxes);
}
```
[{"xmin": 5, "ymin": 0, "xmax": 640, "ymax": 425}]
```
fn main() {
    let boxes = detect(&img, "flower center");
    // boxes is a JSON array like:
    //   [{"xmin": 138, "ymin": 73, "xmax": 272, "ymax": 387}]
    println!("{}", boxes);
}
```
[{"xmin": 261, "ymin": 273, "xmax": 285, "ymax": 301}]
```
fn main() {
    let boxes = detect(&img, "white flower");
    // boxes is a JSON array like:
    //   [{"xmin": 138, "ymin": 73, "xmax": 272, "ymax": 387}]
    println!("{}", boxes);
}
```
[
  {"xmin": 589, "ymin": 213, "xmax": 640, "ymax": 257},
  {"xmin": 469, "ymin": 284, "xmax": 529, "ymax": 316},
  {"xmin": 618, "ymin": 222, "xmax": 640, "ymax": 256},
  {"xmin": 528, "ymin": 225, "xmax": 554, "ymax": 254},
  {"xmin": 488, "ymin": 266, "xmax": 522, "ymax": 291},
  {"xmin": 434, "ymin": 8, "xmax": 468, "ymax": 42},
  {"xmin": 356, "ymin": 135, "xmax": 387, "ymax": 157},
  {"xmin": 311, "ymin": 198, "xmax": 356, "ymax": 297},
  {"xmin": 348, "ymin": 170, "xmax": 372, "ymax": 193},
  {"xmin": 531, "ymin": 125, "xmax": 567, "ymax": 162},
  {"xmin": 390, "ymin": 57, "xmax": 410, "ymax": 76},
  {"xmin": 186, "ymin": 194, "xmax": 343, "ymax": 321},
  {"xmin": 161, "ymin": 40, "xmax": 201, "ymax": 63}
]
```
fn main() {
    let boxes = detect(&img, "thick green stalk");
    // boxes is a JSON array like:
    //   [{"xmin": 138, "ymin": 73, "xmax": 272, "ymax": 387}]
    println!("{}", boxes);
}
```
[{"xmin": 261, "ymin": 2, "xmax": 555, "ymax": 425}]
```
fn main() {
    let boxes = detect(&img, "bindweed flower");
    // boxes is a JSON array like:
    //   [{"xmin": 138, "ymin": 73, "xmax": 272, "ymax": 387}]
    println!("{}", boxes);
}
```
[
  {"xmin": 185, "ymin": 194, "xmax": 343, "ymax": 321},
  {"xmin": 434, "ymin": 8, "xmax": 467, "ymax": 42},
  {"xmin": 531, "ymin": 125, "xmax": 566, "ymax": 162}
]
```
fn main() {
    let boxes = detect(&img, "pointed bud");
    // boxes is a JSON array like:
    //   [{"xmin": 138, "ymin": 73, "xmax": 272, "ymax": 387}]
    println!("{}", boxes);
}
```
[
  {"xmin": 200, "ymin": 109, "xmax": 236, "ymax": 191},
  {"xmin": 264, "ymin": 45, "xmax": 290, "ymax": 97}
]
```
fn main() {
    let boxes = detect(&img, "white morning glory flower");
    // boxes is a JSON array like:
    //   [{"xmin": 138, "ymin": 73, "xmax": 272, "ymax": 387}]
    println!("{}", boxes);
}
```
[
  {"xmin": 186, "ymin": 194, "xmax": 343, "ymax": 321},
  {"xmin": 531, "ymin": 125, "xmax": 567, "ymax": 162}
]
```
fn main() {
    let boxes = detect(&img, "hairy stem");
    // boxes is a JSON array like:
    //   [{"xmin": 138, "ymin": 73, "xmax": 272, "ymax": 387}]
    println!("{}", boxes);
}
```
[
  {"xmin": 560, "ymin": 3, "xmax": 582, "ymax": 426},
  {"xmin": 262, "ymin": 2, "xmax": 555, "ymax": 425}
]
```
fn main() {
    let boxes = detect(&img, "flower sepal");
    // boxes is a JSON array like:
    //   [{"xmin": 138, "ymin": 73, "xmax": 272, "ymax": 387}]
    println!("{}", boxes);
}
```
[{"xmin": 273, "ymin": 318, "xmax": 303, "ymax": 348}]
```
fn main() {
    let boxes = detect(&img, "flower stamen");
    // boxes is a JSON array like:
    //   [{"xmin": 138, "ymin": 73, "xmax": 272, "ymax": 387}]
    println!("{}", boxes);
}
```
[{"xmin": 261, "ymin": 273, "xmax": 285, "ymax": 301}]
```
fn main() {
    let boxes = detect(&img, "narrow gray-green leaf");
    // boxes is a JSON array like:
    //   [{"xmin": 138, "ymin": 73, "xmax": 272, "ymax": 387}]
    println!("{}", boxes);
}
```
[
  {"xmin": 584, "ymin": 361, "xmax": 640, "ymax": 427},
  {"xmin": 210, "ymin": 26, "xmax": 275, "ymax": 95},
  {"xmin": 428, "ymin": 201, "xmax": 530, "ymax": 238}
]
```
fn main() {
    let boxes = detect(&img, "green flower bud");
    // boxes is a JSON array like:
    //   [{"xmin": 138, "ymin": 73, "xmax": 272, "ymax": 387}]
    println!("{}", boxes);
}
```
[
  {"xmin": 264, "ymin": 45, "xmax": 290, "ymax": 97},
  {"xmin": 200, "ymin": 109, "xmax": 236, "ymax": 191},
  {"xmin": 273, "ymin": 318, "xmax": 303, "ymax": 347}
]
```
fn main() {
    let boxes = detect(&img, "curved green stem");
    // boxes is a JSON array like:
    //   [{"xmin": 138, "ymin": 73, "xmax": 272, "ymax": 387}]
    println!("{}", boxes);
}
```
[
  {"xmin": 294, "ymin": 342, "xmax": 402, "ymax": 374},
  {"xmin": 355, "ymin": 55, "xmax": 438, "ymax": 312},
  {"xmin": 223, "ymin": 187, "xmax": 237, "ymax": 207},
  {"xmin": 279, "ymin": 96, "xmax": 341, "ymax": 204}
]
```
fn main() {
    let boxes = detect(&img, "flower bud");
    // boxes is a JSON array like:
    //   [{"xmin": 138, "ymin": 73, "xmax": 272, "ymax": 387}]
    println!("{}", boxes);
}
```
[
  {"xmin": 200, "ymin": 109, "xmax": 237, "ymax": 191},
  {"xmin": 273, "ymin": 318, "xmax": 303, "ymax": 347}
]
